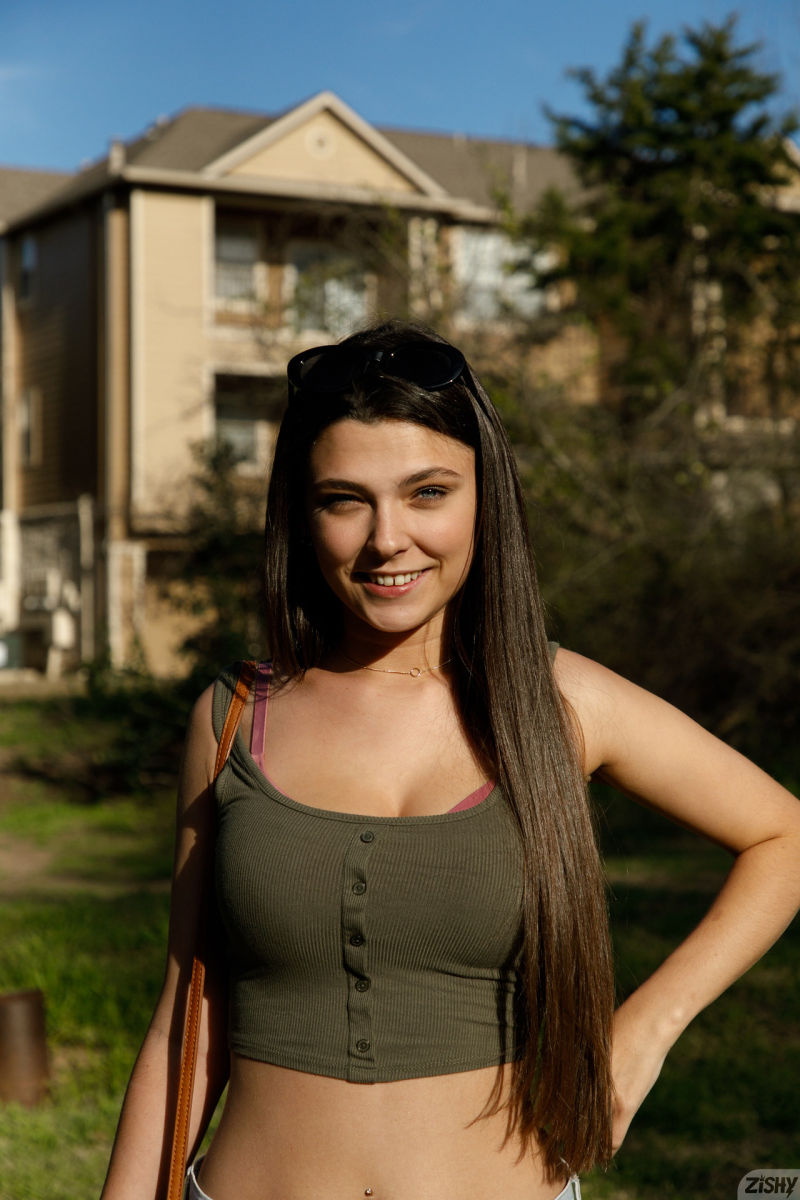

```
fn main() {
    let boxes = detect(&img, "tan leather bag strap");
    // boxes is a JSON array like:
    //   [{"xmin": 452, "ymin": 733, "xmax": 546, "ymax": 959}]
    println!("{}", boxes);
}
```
[{"xmin": 166, "ymin": 660, "xmax": 257, "ymax": 1200}]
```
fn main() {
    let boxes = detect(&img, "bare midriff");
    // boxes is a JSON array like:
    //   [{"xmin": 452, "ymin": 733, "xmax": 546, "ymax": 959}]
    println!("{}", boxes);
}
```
[{"xmin": 197, "ymin": 1055, "xmax": 567, "ymax": 1200}]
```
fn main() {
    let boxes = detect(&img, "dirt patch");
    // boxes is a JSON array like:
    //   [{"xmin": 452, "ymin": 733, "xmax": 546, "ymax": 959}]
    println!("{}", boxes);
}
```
[
  {"xmin": 0, "ymin": 801, "xmax": 170, "ymax": 899},
  {"xmin": 0, "ymin": 834, "xmax": 54, "ymax": 895},
  {"xmin": 0, "ymin": 671, "xmax": 86, "ymax": 700},
  {"xmin": 0, "ymin": 838, "xmax": 170, "ymax": 897}
]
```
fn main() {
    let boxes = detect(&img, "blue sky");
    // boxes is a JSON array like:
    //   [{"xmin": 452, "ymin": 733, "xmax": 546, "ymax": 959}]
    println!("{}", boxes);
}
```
[{"xmin": 1, "ymin": 0, "xmax": 798, "ymax": 171}]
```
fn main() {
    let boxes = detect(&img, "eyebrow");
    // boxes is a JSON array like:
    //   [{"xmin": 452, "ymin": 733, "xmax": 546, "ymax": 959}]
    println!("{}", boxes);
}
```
[{"xmin": 312, "ymin": 467, "xmax": 465, "ymax": 491}]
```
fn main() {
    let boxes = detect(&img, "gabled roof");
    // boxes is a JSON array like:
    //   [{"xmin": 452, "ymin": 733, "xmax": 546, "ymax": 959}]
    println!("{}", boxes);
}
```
[
  {"xmin": 126, "ymin": 106, "xmax": 274, "ymax": 172},
  {"xmin": 0, "ymin": 92, "xmax": 580, "ymax": 231},
  {"xmin": 0, "ymin": 166, "xmax": 72, "ymax": 227},
  {"xmin": 382, "ymin": 127, "xmax": 580, "ymax": 212},
  {"xmin": 204, "ymin": 91, "xmax": 448, "ymax": 200}
]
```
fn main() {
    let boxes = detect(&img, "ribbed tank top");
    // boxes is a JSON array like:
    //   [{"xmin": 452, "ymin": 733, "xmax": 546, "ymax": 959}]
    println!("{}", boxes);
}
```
[{"xmin": 211, "ymin": 663, "xmax": 528, "ymax": 1083}]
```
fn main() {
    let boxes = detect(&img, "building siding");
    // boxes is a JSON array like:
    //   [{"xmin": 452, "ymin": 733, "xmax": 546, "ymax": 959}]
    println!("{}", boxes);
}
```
[
  {"xmin": 130, "ymin": 190, "xmax": 210, "ymax": 527},
  {"xmin": 16, "ymin": 209, "xmax": 99, "ymax": 508},
  {"xmin": 229, "ymin": 110, "xmax": 418, "ymax": 195}
]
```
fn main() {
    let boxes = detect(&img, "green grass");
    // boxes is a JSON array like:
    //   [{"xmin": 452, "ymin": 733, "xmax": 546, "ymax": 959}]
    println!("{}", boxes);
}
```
[
  {"xmin": 0, "ymin": 793, "xmax": 174, "ymax": 883},
  {"xmin": 0, "ymin": 763, "xmax": 174, "ymax": 1198},
  {"xmin": 586, "ymin": 890, "xmax": 799, "ymax": 1198},
  {"xmin": 583, "ymin": 789, "xmax": 800, "ymax": 1199},
  {"xmin": 0, "ymin": 696, "xmax": 797, "ymax": 1199}
]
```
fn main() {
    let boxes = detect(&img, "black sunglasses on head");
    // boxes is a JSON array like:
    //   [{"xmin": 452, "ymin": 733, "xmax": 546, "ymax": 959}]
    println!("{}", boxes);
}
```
[{"xmin": 287, "ymin": 340, "xmax": 471, "ymax": 403}]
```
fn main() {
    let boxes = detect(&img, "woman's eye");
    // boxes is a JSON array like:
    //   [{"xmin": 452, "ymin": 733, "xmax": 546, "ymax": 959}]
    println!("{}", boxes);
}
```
[
  {"xmin": 415, "ymin": 486, "xmax": 448, "ymax": 502},
  {"xmin": 318, "ymin": 493, "xmax": 361, "ymax": 510}
]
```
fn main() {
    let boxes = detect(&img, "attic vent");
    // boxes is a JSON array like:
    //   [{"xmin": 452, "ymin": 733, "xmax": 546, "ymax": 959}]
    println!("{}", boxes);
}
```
[{"xmin": 305, "ymin": 127, "xmax": 335, "ymax": 159}]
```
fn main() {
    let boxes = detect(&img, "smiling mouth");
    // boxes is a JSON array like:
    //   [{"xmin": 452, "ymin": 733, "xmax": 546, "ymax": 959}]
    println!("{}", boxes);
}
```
[{"xmin": 360, "ymin": 569, "xmax": 425, "ymax": 586}]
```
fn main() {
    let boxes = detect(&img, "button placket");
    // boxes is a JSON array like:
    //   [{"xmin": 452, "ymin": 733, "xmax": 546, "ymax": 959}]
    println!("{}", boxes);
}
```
[{"xmin": 341, "ymin": 827, "xmax": 378, "ymax": 1077}]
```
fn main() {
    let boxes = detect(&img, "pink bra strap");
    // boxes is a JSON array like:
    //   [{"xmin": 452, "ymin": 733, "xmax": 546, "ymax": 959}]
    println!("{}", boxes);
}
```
[
  {"xmin": 250, "ymin": 661, "xmax": 272, "ymax": 773},
  {"xmin": 448, "ymin": 780, "xmax": 494, "ymax": 812}
]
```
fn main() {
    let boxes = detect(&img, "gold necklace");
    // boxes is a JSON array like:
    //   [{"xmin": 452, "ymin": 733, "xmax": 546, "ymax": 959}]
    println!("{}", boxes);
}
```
[{"xmin": 339, "ymin": 651, "xmax": 451, "ymax": 678}]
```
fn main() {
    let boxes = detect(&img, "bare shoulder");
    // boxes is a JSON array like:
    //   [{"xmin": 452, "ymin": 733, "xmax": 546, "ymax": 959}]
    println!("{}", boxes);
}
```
[
  {"xmin": 167, "ymin": 684, "xmax": 220, "ymax": 951},
  {"xmin": 552, "ymin": 646, "xmax": 616, "ymax": 710},
  {"xmin": 553, "ymin": 645, "xmax": 712, "ymax": 765},
  {"xmin": 178, "ymin": 683, "xmax": 219, "ymax": 813},
  {"xmin": 156, "ymin": 682, "xmax": 225, "ymax": 1016},
  {"xmin": 186, "ymin": 682, "xmax": 216, "ymax": 743},
  {"xmin": 552, "ymin": 647, "xmax": 625, "ymax": 759},
  {"xmin": 553, "ymin": 647, "xmax": 800, "ymax": 852}
]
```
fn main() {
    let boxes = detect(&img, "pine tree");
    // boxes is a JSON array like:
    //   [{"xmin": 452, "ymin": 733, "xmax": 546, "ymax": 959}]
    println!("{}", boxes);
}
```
[
  {"xmin": 516, "ymin": 17, "xmax": 800, "ymax": 420},
  {"xmin": 498, "ymin": 18, "xmax": 800, "ymax": 763}
]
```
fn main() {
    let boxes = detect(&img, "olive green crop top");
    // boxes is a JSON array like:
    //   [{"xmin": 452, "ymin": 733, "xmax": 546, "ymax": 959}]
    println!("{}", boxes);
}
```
[{"xmin": 211, "ymin": 664, "xmax": 530, "ymax": 1084}]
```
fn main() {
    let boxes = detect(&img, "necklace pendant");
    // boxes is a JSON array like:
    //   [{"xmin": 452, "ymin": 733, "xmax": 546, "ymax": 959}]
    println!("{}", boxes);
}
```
[{"xmin": 339, "ymin": 650, "xmax": 450, "ymax": 676}]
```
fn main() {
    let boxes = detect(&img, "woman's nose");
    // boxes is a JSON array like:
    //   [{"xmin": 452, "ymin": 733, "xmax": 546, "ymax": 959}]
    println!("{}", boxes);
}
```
[{"xmin": 367, "ymin": 504, "xmax": 408, "ymax": 559}]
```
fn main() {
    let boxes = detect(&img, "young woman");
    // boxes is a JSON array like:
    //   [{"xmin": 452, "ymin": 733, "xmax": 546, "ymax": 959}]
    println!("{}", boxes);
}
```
[{"xmin": 101, "ymin": 321, "xmax": 800, "ymax": 1200}]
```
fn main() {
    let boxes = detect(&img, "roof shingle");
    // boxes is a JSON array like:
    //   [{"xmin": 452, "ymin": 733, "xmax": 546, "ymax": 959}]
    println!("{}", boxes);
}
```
[{"xmin": 0, "ymin": 167, "xmax": 72, "ymax": 226}]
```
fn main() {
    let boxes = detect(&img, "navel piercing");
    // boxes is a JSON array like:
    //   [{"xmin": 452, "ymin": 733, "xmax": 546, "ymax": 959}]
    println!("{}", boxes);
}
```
[{"xmin": 364, "ymin": 1189, "xmax": 374, "ymax": 1196}]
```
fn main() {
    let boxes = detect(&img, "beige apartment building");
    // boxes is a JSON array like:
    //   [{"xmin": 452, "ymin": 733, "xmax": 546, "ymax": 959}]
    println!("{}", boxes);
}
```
[{"xmin": 0, "ymin": 91, "xmax": 584, "ymax": 675}]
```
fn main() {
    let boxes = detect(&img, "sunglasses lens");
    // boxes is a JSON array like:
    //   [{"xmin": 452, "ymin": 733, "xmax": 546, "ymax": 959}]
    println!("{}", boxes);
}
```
[
  {"xmin": 288, "ymin": 341, "xmax": 466, "ymax": 400},
  {"xmin": 385, "ymin": 345, "xmax": 464, "ymax": 389},
  {"xmin": 292, "ymin": 347, "xmax": 359, "ymax": 394}
]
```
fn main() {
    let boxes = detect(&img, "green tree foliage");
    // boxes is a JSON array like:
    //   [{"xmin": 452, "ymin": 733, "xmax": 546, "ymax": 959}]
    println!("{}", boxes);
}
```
[
  {"xmin": 494, "ymin": 17, "xmax": 800, "ymax": 769},
  {"xmin": 515, "ymin": 16, "xmax": 800, "ymax": 419},
  {"xmin": 507, "ymin": 388, "xmax": 800, "ymax": 768},
  {"xmin": 162, "ymin": 441, "xmax": 267, "ymax": 680}
]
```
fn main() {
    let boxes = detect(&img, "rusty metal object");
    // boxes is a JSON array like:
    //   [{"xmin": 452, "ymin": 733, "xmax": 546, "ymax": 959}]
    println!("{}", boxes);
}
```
[{"xmin": 0, "ymin": 989, "xmax": 50, "ymax": 1106}]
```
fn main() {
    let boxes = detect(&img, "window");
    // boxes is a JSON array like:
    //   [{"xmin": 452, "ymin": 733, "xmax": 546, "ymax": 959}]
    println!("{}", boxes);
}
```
[
  {"xmin": 19, "ymin": 388, "xmax": 42, "ymax": 466},
  {"xmin": 19, "ymin": 235, "xmax": 38, "ymax": 302},
  {"xmin": 285, "ymin": 242, "xmax": 368, "ymax": 338},
  {"xmin": 215, "ymin": 223, "xmax": 259, "ymax": 303},
  {"xmin": 452, "ymin": 227, "xmax": 543, "ymax": 323},
  {"xmin": 214, "ymin": 375, "xmax": 285, "ymax": 466}
]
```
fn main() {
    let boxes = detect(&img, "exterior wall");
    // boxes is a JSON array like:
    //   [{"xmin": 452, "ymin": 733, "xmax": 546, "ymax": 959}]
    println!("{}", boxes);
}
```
[
  {"xmin": 142, "ymin": 570, "xmax": 203, "ymax": 677},
  {"xmin": 101, "ymin": 199, "xmax": 131, "ymax": 540},
  {"xmin": 407, "ymin": 216, "xmax": 444, "ymax": 319},
  {"xmin": 208, "ymin": 327, "xmax": 287, "ymax": 372},
  {"xmin": 229, "ymin": 111, "xmax": 417, "ymax": 194},
  {"xmin": 438, "ymin": 221, "xmax": 600, "ymax": 405},
  {"xmin": 130, "ymin": 189, "xmax": 212, "ymax": 528},
  {"xmin": 0, "ymin": 508, "xmax": 21, "ymax": 633},
  {"xmin": 106, "ymin": 538, "xmax": 146, "ymax": 668},
  {"xmin": 14, "ymin": 208, "xmax": 99, "ymax": 508},
  {"xmin": 725, "ymin": 312, "xmax": 800, "ymax": 421},
  {"xmin": 1, "ymin": 237, "xmax": 20, "ymax": 514}
]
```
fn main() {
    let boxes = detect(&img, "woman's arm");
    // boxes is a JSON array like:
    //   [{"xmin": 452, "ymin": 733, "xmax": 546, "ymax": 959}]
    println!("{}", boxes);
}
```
[
  {"xmin": 555, "ymin": 649, "xmax": 800, "ymax": 1151},
  {"xmin": 100, "ymin": 686, "xmax": 230, "ymax": 1199}
]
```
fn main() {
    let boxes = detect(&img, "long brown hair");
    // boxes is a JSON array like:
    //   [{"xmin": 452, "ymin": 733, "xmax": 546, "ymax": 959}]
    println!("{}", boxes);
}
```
[{"xmin": 264, "ymin": 321, "xmax": 614, "ymax": 1177}]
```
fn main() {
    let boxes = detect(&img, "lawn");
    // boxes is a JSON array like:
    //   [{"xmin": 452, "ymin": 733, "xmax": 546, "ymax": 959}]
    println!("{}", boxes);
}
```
[{"xmin": 0, "ymin": 689, "xmax": 797, "ymax": 1199}]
